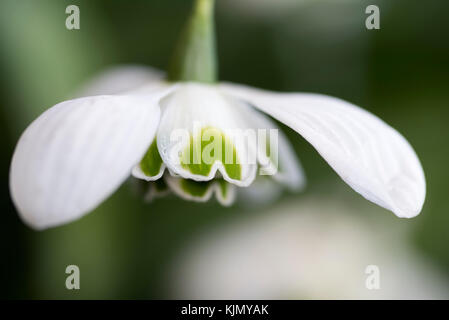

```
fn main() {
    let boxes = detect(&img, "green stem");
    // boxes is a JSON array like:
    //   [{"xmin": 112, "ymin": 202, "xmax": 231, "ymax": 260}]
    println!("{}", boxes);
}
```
[{"xmin": 167, "ymin": 0, "xmax": 217, "ymax": 83}]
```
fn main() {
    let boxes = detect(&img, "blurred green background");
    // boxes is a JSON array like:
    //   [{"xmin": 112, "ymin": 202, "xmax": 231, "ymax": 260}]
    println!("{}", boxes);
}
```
[{"xmin": 0, "ymin": 0, "xmax": 448, "ymax": 299}]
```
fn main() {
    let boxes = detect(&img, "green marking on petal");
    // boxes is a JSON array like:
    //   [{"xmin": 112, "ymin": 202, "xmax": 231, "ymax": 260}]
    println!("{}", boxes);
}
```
[
  {"xmin": 140, "ymin": 139, "xmax": 163, "ymax": 177},
  {"xmin": 180, "ymin": 179, "xmax": 213, "ymax": 198},
  {"xmin": 266, "ymin": 139, "xmax": 272, "ymax": 161},
  {"xmin": 180, "ymin": 127, "xmax": 241, "ymax": 181}
]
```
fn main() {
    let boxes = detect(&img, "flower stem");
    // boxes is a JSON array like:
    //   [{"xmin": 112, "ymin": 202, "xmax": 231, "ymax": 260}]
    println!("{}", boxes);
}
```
[{"xmin": 167, "ymin": 0, "xmax": 217, "ymax": 83}]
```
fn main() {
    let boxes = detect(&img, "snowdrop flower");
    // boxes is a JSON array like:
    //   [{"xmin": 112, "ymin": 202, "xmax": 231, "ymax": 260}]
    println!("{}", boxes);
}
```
[
  {"xmin": 9, "ymin": 0, "xmax": 425, "ymax": 229},
  {"xmin": 169, "ymin": 198, "xmax": 448, "ymax": 299}
]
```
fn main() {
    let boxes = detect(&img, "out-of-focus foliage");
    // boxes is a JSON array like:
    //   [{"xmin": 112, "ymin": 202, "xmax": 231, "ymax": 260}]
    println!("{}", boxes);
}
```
[{"xmin": 0, "ymin": 0, "xmax": 448, "ymax": 299}]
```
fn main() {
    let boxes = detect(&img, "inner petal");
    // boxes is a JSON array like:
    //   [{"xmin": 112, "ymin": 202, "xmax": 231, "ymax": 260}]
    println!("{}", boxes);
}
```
[
  {"xmin": 164, "ymin": 174, "xmax": 236, "ymax": 206},
  {"xmin": 180, "ymin": 127, "xmax": 241, "ymax": 181},
  {"xmin": 156, "ymin": 83, "xmax": 258, "ymax": 187}
]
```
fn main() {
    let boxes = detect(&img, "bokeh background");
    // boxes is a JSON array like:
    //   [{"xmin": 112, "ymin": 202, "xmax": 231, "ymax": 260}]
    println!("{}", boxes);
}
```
[{"xmin": 1, "ymin": 0, "xmax": 448, "ymax": 299}]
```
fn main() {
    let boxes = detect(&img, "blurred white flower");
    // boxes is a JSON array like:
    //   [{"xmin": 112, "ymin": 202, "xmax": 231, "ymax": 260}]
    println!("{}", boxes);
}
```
[{"xmin": 169, "ymin": 197, "xmax": 449, "ymax": 299}]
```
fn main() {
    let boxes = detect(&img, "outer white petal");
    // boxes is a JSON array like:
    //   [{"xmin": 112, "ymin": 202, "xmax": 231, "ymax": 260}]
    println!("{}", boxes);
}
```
[
  {"xmin": 10, "ymin": 93, "xmax": 166, "ymax": 230},
  {"xmin": 73, "ymin": 65, "xmax": 165, "ymax": 97},
  {"xmin": 157, "ymin": 83, "xmax": 257, "ymax": 187},
  {"xmin": 221, "ymin": 83, "xmax": 426, "ymax": 218}
]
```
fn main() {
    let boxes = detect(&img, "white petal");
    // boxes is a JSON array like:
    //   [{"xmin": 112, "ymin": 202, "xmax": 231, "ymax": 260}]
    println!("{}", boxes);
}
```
[
  {"xmin": 215, "ymin": 180, "xmax": 237, "ymax": 206},
  {"xmin": 157, "ymin": 83, "xmax": 257, "ymax": 187},
  {"xmin": 233, "ymin": 98, "xmax": 306, "ymax": 190},
  {"xmin": 164, "ymin": 175, "xmax": 236, "ymax": 206},
  {"xmin": 273, "ymin": 131, "xmax": 306, "ymax": 190},
  {"xmin": 222, "ymin": 83, "xmax": 426, "ymax": 218},
  {"xmin": 10, "ymin": 93, "xmax": 165, "ymax": 229},
  {"xmin": 132, "ymin": 163, "xmax": 166, "ymax": 181},
  {"xmin": 73, "ymin": 65, "xmax": 165, "ymax": 97}
]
